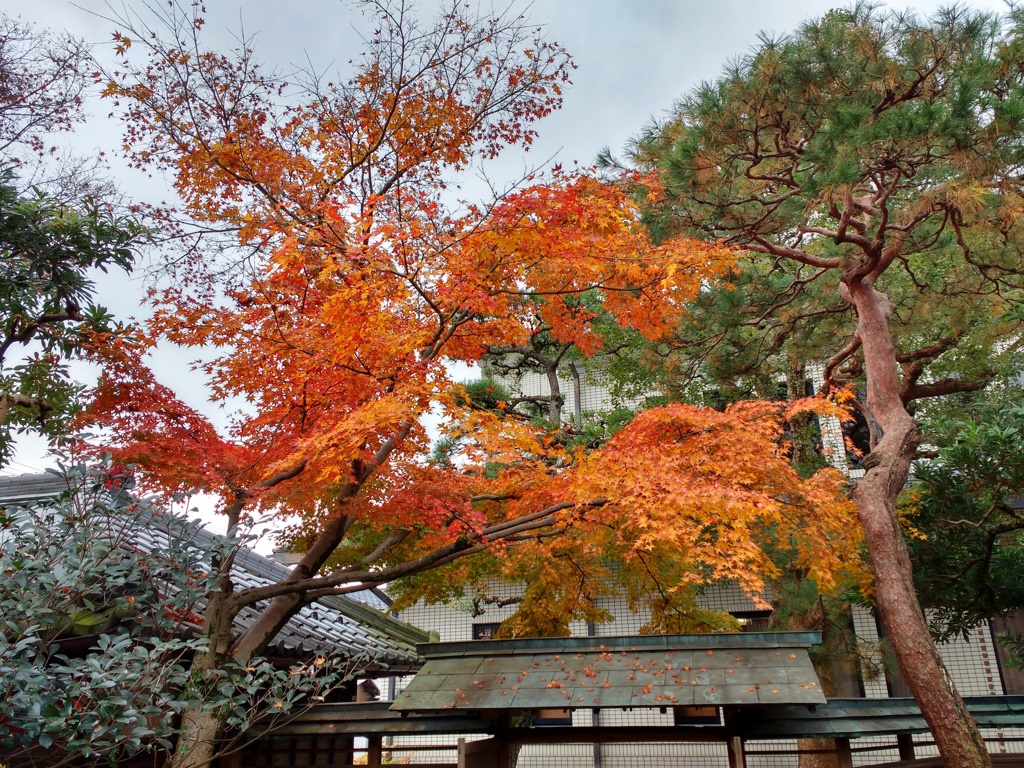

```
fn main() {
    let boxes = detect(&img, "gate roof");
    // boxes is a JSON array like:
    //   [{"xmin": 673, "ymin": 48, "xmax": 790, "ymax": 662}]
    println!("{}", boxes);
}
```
[{"xmin": 392, "ymin": 632, "xmax": 825, "ymax": 713}]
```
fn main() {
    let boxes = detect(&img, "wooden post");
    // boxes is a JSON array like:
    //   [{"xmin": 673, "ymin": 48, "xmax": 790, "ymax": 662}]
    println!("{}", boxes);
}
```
[
  {"xmin": 897, "ymin": 733, "xmax": 915, "ymax": 762},
  {"xmin": 496, "ymin": 711, "xmax": 512, "ymax": 768},
  {"xmin": 496, "ymin": 734, "xmax": 511, "ymax": 768},
  {"xmin": 727, "ymin": 736, "xmax": 746, "ymax": 768},
  {"xmin": 835, "ymin": 737, "xmax": 854, "ymax": 768},
  {"xmin": 366, "ymin": 736, "xmax": 382, "ymax": 768}
]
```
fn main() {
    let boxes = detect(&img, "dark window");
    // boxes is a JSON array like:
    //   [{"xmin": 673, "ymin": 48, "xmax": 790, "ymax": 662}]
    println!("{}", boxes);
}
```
[
  {"xmin": 731, "ymin": 610, "xmax": 772, "ymax": 633},
  {"xmin": 825, "ymin": 654, "xmax": 864, "ymax": 699},
  {"xmin": 673, "ymin": 706, "xmax": 722, "ymax": 726},
  {"xmin": 829, "ymin": 609, "xmax": 864, "ymax": 698},
  {"xmin": 706, "ymin": 391, "xmax": 728, "ymax": 412},
  {"xmin": 534, "ymin": 708, "xmax": 573, "ymax": 726},
  {"xmin": 473, "ymin": 622, "xmax": 501, "ymax": 640}
]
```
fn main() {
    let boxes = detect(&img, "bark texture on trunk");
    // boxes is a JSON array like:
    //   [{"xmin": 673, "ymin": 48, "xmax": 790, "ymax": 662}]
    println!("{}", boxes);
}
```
[
  {"xmin": 172, "ymin": 704, "xmax": 223, "ymax": 768},
  {"xmin": 166, "ymin": 577, "xmax": 237, "ymax": 768},
  {"xmin": 846, "ymin": 278, "xmax": 990, "ymax": 768},
  {"xmin": 231, "ymin": 508, "xmax": 354, "ymax": 661},
  {"xmin": 169, "ymin": 641, "xmax": 230, "ymax": 768}
]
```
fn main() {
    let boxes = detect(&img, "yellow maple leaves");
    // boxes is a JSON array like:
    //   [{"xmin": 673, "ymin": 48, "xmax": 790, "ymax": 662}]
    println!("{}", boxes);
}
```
[{"xmin": 571, "ymin": 400, "xmax": 864, "ymax": 598}]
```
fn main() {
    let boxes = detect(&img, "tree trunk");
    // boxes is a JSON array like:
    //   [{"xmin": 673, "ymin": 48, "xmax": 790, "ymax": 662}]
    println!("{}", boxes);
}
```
[
  {"xmin": 846, "ymin": 278, "xmax": 990, "ymax": 768},
  {"xmin": 543, "ymin": 361, "xmax": 564, "ymax": 422},
  {"xmin": 166, "ymin": 590, "xmax": 236, "ymax": 768},
  {"xmin": 167, "ymin": 646, "xmax": 228, "ymax": 768},
  {"xmin": 172, "ymin": 703, "xmax": 223, "ymax": 768}
]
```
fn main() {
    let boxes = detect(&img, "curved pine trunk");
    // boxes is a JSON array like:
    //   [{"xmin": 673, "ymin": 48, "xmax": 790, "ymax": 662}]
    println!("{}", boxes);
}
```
[{"xmin": 847, "ymin": 279, "xmax": 990, "ymax": 768}]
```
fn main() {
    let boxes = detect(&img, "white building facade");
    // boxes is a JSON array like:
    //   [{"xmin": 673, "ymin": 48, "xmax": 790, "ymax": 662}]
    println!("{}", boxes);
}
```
[{"xmin": 385, "ymin": 362, "xmax": 1024, "ymax": 766}]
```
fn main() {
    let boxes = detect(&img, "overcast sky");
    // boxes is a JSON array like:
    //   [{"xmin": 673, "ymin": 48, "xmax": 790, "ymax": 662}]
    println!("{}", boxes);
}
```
[
  {"xmin": 7, "ymin": 0, "xmax": 1009, "ymax": 186},
  {"xmin": 0, "ymin": 0, "xmax": 1008, "ymax": 476}
]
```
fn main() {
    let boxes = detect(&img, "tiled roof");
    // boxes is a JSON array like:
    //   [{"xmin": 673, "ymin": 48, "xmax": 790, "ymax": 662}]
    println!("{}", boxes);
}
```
[
  {"xmin": 0, "ymin": 470, "xmax": 68, "ymax": 505},
  {"xmin": 0, "ymin": 473, "xmax": 428, "ymax": 673}
]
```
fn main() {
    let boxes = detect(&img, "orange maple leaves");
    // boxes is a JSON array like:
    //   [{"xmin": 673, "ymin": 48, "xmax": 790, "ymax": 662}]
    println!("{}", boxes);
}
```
[
  {"xmin": 447, "ymin": 176, "xmax": 733, "ymax": 357},
  {"xmin": 571, "ymin": 399, "xmax": 864, "ymax": 598},
  {"xmin": 82, "ymin": 0, "xmax": 863, "ymax": 617}
]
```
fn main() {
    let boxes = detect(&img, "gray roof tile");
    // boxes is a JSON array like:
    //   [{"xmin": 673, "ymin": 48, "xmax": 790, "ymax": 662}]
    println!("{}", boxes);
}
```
[{"xmin": 0, "ymin": 473, "xmax": 428, "ymax": 672}]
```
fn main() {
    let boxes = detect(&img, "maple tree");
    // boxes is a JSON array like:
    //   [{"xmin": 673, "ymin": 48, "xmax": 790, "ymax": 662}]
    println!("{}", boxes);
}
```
[
  {"xmin": 0, "ymin": 14, "xmax": 117, "ymax": 203},
  {"xmin": 627, "ymin": 5, "xmax": 1024, "ymax": 765},
  {"xmin": 82, "ymin": 2, "xmax": 862, "ymax": 765}
]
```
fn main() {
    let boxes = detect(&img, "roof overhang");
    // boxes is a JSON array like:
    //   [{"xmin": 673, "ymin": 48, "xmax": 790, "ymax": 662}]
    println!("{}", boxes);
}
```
[
  {"xmin": 732, "ymin": 695, "xmax": 1024, "ymax": 739},
  {"xmin": 392, "ymin": 632, "xmax": 825, "ymax": 713}
]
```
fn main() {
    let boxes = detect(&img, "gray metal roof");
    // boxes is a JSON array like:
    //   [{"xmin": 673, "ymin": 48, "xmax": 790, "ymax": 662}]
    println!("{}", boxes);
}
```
[
  {"xmin": 393, "ymin": 632, "xmax": 825, "ymax": 712},
  {"xmin": 250, "ymin": 702, "xmax": 493, "ymax": 738},
  {"xmin": 732, "ymin": 695, "xmax": 1024, "ymax": 739},
  {"xmin": 0, "ymin": 473, "xmax": 429, "ymax": 672},
  {"xmin": 270, "ymin": 695, "xmax": 1024, "ymax": 744}
]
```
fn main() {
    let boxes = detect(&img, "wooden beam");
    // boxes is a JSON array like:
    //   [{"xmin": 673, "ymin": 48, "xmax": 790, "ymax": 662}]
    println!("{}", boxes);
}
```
[
  {"xmin": 367, "ymin": 736, "xmax": 382, "ymax": 768},
  {"xmin": 836, "ymin": 737, "xmax": 854, "ymax": 768},
  {"xmin": 897, "ymin": 733, "xmax": 916, "ymax": 761},
  {"xmin": 456, "ymin": 737, "xmax": 509, "ymax": 768},
  {"xmin": 506, "ymin": 726, "xmax": 732, "ymax": 744},
  {"xmin": 728, "ymin": 736, "xmax": 746, "ymax": 768}
]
